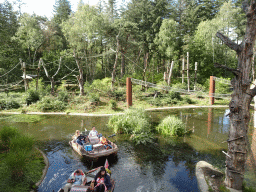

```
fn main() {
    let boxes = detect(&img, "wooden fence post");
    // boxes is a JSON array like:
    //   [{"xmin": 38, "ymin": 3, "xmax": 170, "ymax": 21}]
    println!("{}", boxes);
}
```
[
  {"xmin": 209, "ymin": 76, "xmax": 215, "ymax": 105},
  {"xmin": 126, "ymin": 77, "xmax": 132, "ymax": 107}
]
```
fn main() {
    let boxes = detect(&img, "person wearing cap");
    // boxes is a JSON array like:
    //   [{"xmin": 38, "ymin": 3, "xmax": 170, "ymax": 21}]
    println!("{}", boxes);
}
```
[{"xmin": 91, "ymin": 167, "xmax": 112, "ymax": 192}]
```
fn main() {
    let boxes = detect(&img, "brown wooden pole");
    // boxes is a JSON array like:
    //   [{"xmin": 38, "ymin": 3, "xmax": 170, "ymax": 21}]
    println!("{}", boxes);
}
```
[
  {"xmin": 126, "ymin": 77, "xmax": 132, "ymax": 107},
  {"xmin": 209, "ymin": 76, "xmax": 215, "ymax": 105},
  {"xmin": 187, "ymin": 52, "xmax": 190, "ymax": 92}
]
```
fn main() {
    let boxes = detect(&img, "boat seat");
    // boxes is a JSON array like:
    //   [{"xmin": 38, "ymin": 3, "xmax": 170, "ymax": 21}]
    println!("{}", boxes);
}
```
[{"xmin": 89, "ymin": 136, "xmax": 99, "ymax": 145}]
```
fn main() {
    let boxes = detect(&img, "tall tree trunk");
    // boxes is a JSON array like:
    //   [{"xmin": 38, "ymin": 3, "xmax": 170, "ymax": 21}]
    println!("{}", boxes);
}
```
[
  {"xmin": 121, "ymin": 50, "xmax": 125, "ymax": 77},
  {"xmin": 74, "ymin": 52, "xmax": 84, "ymax": 96},
  {"xmin": 111, "ymin": 34, "xmax": 120, "ymax": 90},
  {"xmin": 215, "ymin": 1, "xmax": 256, "ymax": 190}
]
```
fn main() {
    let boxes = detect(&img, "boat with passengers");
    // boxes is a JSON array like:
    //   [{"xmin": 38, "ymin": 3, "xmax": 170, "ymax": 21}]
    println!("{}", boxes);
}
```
[
  {"xmin": 69, "ymin": 129, "xmax": 118, "ymax": 159},
  {"xmin": 58, "ymin": 164, "xmax": 115, "ymax": 192}
]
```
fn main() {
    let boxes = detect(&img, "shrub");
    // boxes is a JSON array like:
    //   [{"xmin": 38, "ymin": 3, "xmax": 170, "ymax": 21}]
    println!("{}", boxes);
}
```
[
  {"xmin": 183, "ymin": 96, "xmax": 193, "ymax": 104},
  {"xmin": 0, "ymin": 126, "xmax": 19, "ymax": 149},
  {"xmin": 109, "ymin": 99, "xmax": 117, "ymax": 109},
  {"xmin": 108, "ymin": 108, "xmax": 151, "ymax": 134},
  {"xmin": 156, "ymin": 116, "xmax": 186, "ymax": 136},
  {"xmin": 90, "ymin": 78, "xmax": 112, "ymax": 94},
  {"xmin": 130, "ymin": 132, "xmax": 156, "ymax": 145},
  {"xmin": 26, "ymin": 90, "xmax": 40, "ymax": 105},
  {"xmin": 88, "ymin": 93, "xmax": 100, "ymax": 105},
  {"xmin": 37, "ymin": 96, "xmax": 66, "ymax": 111},
  {"xmin": 169, "ymin": 91, "xmax": 182, "ymax": 100},
  {"xmin": 57, "ymin": 90, "xmax": 70, "ymax": 102}
]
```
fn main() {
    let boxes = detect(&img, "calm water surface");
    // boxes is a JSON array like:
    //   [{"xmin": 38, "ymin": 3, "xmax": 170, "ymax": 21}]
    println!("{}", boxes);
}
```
[{"xmin": 0, "ymin": 107, "xmax": 255, "ymax": 192}]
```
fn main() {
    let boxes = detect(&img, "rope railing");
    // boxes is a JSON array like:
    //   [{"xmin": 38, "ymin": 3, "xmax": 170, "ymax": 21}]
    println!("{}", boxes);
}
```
[{"xmin": 131, "ymin": 78, "xmax": 231, "ymax": 99}]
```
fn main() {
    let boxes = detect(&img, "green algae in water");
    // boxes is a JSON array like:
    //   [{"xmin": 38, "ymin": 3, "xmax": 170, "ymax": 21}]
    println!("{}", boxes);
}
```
[{"xmin": 0, "ymin": 115, "xmax": 45, "ymax": 123}]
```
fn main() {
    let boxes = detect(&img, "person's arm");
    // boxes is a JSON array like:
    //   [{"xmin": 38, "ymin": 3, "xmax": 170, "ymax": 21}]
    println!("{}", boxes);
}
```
[
  {"xmin": 105, "ymin": 175, "xmax": 112, "ymax": 190},
  {"xmin": 82, "ymin": 177, "xmax": 87, "ymax": 185}
]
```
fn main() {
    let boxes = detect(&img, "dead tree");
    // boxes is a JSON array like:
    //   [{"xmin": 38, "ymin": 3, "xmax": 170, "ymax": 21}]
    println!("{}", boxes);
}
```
[
  {"xmin": 73, "ymin": 52, "xmax": 85, "ymax": 96},
  {"xmin": 111, "ymin": 34, "xmax": 120, "ymax": 90},
  {"xmin": 215, "ymin": 1, "xmax": 256, "ymax": 190},
  {"xmin": 41, "ymin": 57, "xmax": 62, "ymax": 95}
]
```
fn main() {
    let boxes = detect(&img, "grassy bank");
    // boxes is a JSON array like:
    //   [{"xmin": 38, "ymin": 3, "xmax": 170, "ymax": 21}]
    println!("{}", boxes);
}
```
[{"xmin": 0, "ymin": 127, "xmax": 46, "ymax": 192}]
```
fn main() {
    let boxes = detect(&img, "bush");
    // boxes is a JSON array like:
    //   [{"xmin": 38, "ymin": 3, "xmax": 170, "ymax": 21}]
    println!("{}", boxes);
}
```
[
  {"xmin": 156, "ymin": 116, "xmax": 186, "ymax": 136},
  {"xmin": 0, "ymin": 126, "xmax": 19, "ymax": 149},
  {"xmin": 26, "ymin": 90, "xmax": 40, "ymax": 105},
  {"xmin": 37, "ymin": 96, "xmax": 66, "ymax": 111},
  {"xmin": 57, "ymin": 90, "xmax": 70, "ymax": 102},
  {"xmin": 88, "ymin": 93, "xmax": 100, "ymax": 105},
  {"xmin": 90, "ymin": 78, "xmax": 112, "ymax": 94},
  {"xmin": 130, "ymin": 132, "xmax": 156, "ymax": 145},
  {"xmin": 109, "ymin": 99, "xmax": 117, "ymax": 109},
  {"xmin": 108, "ymin": 108, "xmax": 151, "ymax": 134}
]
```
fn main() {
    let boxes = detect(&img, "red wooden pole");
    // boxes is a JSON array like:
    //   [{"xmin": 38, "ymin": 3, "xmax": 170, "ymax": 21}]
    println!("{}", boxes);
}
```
[
  {"xmin": 126, "ymin": 77, "xmax": 132, "ymax": 107},
  {"xmin": 209, "ymin": 76, "xmax": 215, "ymax": 105}
]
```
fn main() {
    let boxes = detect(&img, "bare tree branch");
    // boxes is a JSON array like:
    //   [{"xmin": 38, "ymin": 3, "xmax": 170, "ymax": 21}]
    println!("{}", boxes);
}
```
[
  {"xmin": 216, "ymin": 32, "xmax": 242, "ymax": 53},
  {"xmin": 249, "ymin": 86, "xmax": 256, "ymax": 97},
  {"xmin": 214, "ymin": 63, "xmax": 241, "ymax": 76},
  {"xmin": 53, "ymin": 57, "xmax": 62, "ymax": 78}
]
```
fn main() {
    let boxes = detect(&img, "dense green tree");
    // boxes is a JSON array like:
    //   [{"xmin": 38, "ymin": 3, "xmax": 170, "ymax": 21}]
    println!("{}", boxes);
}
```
[
  {"xmin": 13, "ymin": 13, "xmax": 46, "ymax": 64},
  {"xmin": 52, "ymin": 0, "xmax": 71, "ymax": 25},
  {"xmin": 0, "ymin": 1, "xmax": 20, "ymax": 84},
  {"xmin": 62, "ymin": 4, "xmax": 105, "ymax": 95}
]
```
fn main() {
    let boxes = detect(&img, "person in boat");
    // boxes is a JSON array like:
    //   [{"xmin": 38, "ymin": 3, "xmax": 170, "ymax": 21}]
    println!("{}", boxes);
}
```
[
  {"xmin": 89, "ymin": 127, "xmax": 100, "ymax": 137},
  {"xmin": 91, "ymin": 167, "xmax": 112, "ymax": 192},
  {"xmin": 76, "ymin": 134, "xmax": 88, "ymax": 146},
  {"xmin": 62, "ymin": 169, "xmax": 87, "ymax": 192},
  {"xmin": 72, "ymin": 130, "xmax": 80, "ymax": 140},
  {"xmin": 99, "ymin": 136, "xmax": 112, "ymax": 150}
]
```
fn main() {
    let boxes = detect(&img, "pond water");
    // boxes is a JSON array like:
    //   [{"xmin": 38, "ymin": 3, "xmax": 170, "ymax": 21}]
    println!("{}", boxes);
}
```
[{"xmin": 0, "ymin": 107, "xmax": 255, "ymax": 192}]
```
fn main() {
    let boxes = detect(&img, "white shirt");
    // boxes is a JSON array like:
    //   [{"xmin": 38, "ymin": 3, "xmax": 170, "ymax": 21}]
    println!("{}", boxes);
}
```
[{"xmin": 89, "ymin": 130, "xmax": 98, "ymax": 137}]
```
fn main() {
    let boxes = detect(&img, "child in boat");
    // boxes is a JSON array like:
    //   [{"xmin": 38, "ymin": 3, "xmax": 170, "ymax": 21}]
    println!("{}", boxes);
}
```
[
  {"xmin": 91, "ymin": 167, "xmax": 112, "ymax": 192},
  {"xmin": 62, "ymin": 169, "xmax": 87, "ymax": 192},
  {"xmin": 72, "ymin": 130, "xmax": 80, "ymax": 140},
  {"xmin": 99, "ymin": 136, "xmax": 112, "ymax": 150}
]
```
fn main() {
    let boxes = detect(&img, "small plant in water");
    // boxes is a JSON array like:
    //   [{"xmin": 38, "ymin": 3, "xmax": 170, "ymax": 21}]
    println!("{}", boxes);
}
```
[{"xmin": 156, "ymin": 116, "xmax": 186, "ymax": 136}]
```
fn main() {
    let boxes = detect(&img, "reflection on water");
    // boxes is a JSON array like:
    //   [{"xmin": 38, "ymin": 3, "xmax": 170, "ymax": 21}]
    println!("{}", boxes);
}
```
[{"xmin": 0, "ymin": 108, "xmax": 255, "ymax": 191}]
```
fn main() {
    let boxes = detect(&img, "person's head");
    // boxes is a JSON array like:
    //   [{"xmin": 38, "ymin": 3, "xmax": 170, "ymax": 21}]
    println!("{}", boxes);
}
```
[
  {"xmin": 100, "ymin": 167, "xmax": 106, "ymax": 176},
  {"xmin": 92, "ymin": 127, "xmax": 96, "ymax": 131},
  {"xmin": 75, "ymin": 130, "xmax": 80, "ymax": 136},
  {"xmin": 75, "ymin": 170, "xmax": 81, "ymax": 175}
]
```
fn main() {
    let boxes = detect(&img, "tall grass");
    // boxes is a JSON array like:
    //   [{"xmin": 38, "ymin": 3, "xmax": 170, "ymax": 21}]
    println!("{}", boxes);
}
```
[
  {"xmin": 156, "ymin": 116, "xmax": 186, "ymax": 136},
  {"xmin": 108, "ymin": 108, "xmax": 151, "ymax": 134},
  {"xmin": 0, "ymin": 126, "xmax": 35, "ymax": 178}
]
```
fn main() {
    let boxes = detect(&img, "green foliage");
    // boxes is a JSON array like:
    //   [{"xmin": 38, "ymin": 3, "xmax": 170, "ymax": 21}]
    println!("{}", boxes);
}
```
[
  {"xmin": 90, "ymin": 78, "xmax": 112, "ymax": 94},
  {"xmin": 57, "ymin": 90, "xmax": 70, "ymax": 102},
  {"xmin": 109, "ymin": 99, "xmax": 117, "ymax": 110},
  {"xmin": 157, "ymin": 116, "xmax": 186, "ymax": 136},
  {"xmin": 215, "ymin": 78, "xmax": 232, "ymax": 94},
  {"xmin": 0, "ymin": 98, "xmax": 20, "ymax": 110},
  {"xmin": 36, "ymin": 96, "xmax": 66, "ymax": 111},
  {"xmin": 130, "ymin": 132, "xmax": 156, "ymax": 145},
  {"xmin": 26, "ymin": 89, "xmax": 40, "ymax": 105},
  {"xmin": 0, "ymin": 126, "xmax": 19, "ymax": 149},
  {"xmin": 88, "ymin": 93, "xmax": 100, "ymax": 105},
  {"xmin": 108, "ymin": 108, "xmax": 151, "ymax": 134}
]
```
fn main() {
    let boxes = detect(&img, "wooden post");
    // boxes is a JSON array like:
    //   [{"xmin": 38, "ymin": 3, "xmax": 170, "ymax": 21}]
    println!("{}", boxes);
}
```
[
  {"xmin": 209, "ymin": 76, "xmax": 215, "ymax": 105},
  {"xmin": 194, "ymin": 62, "xmax": 197, "ymax": 90},
  {"xmin": 187, "ymin": 52, "xmax": 190, "ymax": 92},
  {"xmin": 36, "ymin": 60, "xmax": 41, "ymax": 91},
  {"xmin": 23, "ymin": 62, "xmax": 28, "ymax": 92},
  {"xmin": 167, "ymin": 61, "xmax": 174, "ymax": 86},
  {"xmin": 126, "ymin": 77, "xmax": 132, "ymax": 107},
  {"xmin": 182, "ymin": 57, "xmax": 185, "ymax": 84}
]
